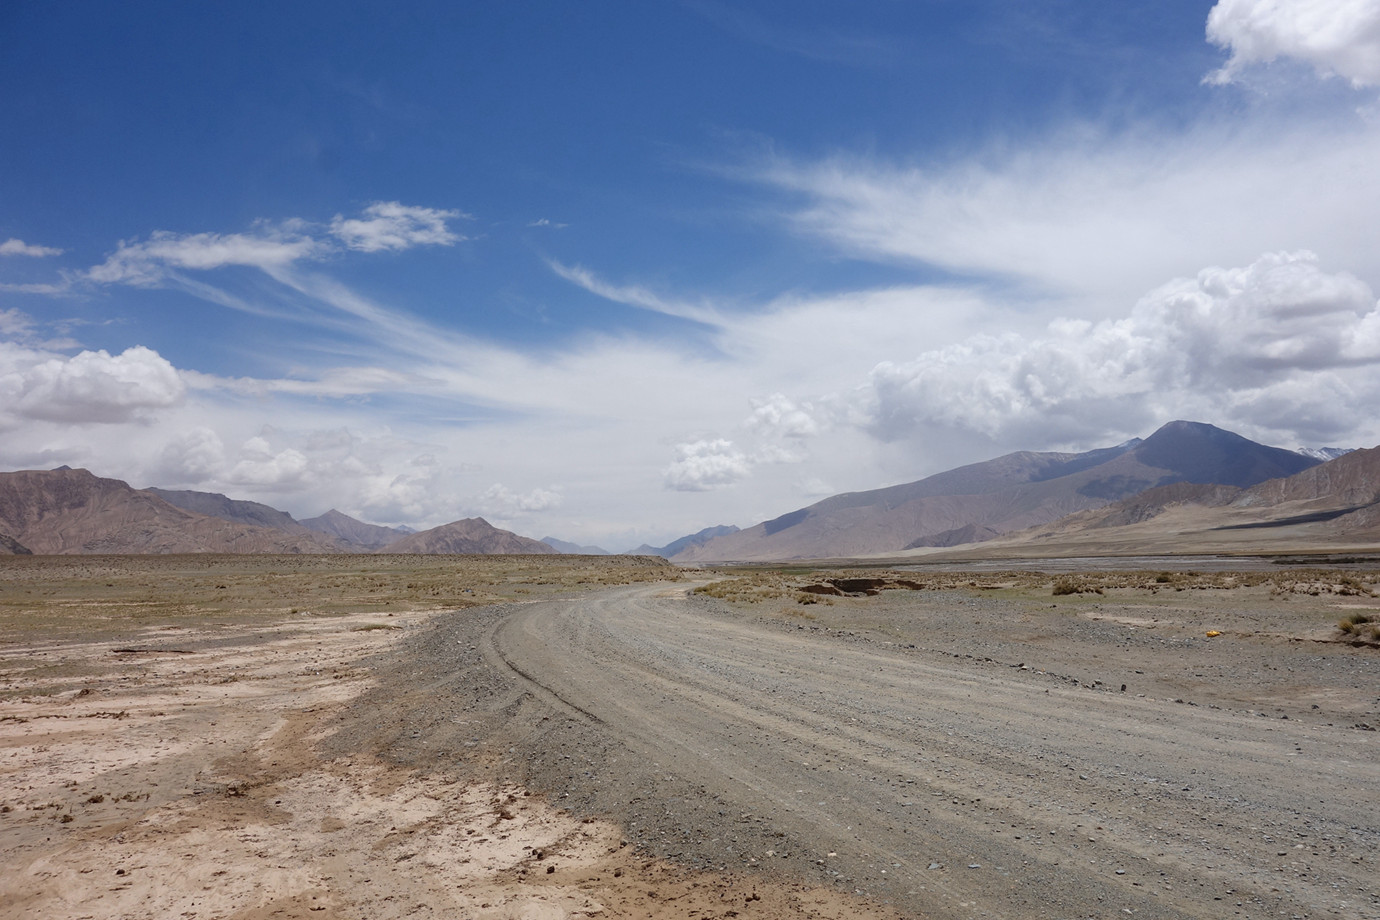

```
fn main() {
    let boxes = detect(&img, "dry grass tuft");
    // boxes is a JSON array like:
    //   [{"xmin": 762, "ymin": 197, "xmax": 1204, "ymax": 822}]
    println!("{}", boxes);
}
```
[{"xmin": 1051, "ymin": 576, "xmax": 1104, "ymax": 597}]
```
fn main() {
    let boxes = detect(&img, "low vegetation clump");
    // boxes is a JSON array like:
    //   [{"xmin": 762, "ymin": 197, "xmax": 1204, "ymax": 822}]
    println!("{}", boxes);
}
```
[
  {"xmin": 696, "ymin": 569, "xmax": 1032, "ymax": 604},
  {"xmin": 1271, "ymin": 573, "xmax": 1377, "ymax": 597},
  {"xmin": 1336, "ymin": 575, "xmax": 1372, "ymax": 596},
  {"xmin": 692, "ymin": 566, "xmax": 1379, "ymax": 606},
  {"xmin": 1051, "ymin": 576, "xmax": 1104, "ymax": 596},
  {"xmin": 1337, "ymin": 613, "xmax": 1380, "ymax": 643},
  {"xmin": 1337, "ymin": 612, "xmax": 1370, "ymax": 632},
  {"xmin": 693, "ymin": 573, "xmax": 797, "ymax": 604}
]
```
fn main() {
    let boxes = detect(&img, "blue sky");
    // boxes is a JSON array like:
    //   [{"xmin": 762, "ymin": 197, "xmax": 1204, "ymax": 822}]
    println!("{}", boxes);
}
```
[{"xmin": 4, "ymin": 1, "xmax": 1380, "ymax": 549}]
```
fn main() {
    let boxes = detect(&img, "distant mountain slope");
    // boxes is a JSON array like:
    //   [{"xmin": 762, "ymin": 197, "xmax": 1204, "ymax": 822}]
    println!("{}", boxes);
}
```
[
  {"xmin": 0, "ymin": 469, "xmax": 342, "ymax": 554},
  {"xmin": 676, "ymin": 421, "xmax": 1320, "ymax": 562},
  {"xmin": 1, "ymin": 532, "xmax": 32, "ymax": 555},
  {"xmin": 1120, "ymin": 421, "xmax": 1317, "ymax": 490},
  {"xmin": 971, "ymin": 445, "xmax": 1380, "ymax": 556},
  {"xmin": 1238, "ymin": 445, "xmax": 1380, "ymax": 509},
  {"xmin": 629, "ymin": 524, "xmax": 739, "ymax": 558},
  {"xmin": 1296, "ymin": 447, "xmax": 1353, "ymax": 462},
  {"xmin": 541, "ymin": 537, "xmax": 612, "ymax": 555},
  {"xmin": 148, "ymin": 488, "xmax": 310, "ymax": 533},
  {"xmin": 301, "ymin": 509, "xmax": 408, "ymax": 550},
  {"xmin": 381, "ymin": 518, "xmax": 559, "ymax": 555}
]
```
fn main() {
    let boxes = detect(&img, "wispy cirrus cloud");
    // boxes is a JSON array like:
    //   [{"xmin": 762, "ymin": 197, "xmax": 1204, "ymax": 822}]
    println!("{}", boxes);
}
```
[
  {"xmin": 329, "ymin": 202, "xmax": 468, "ymax": 252},
  {"xmin": 86, "ymin": 202, "xmax": 465, "ymax": 287},
  {"xmin": 0, "ymin": 308, "xmax": 34, "ymax": 338},
  {"xmin": 0, "ymin": 238, "xmax": 63, "ymax": 258},
  {"xmin": 548, "ymin": 260, "xmax": 723, "ymax": 325},
  {"xmin": 78, "ymin": 203, "xmax": 477, "ymax": 376},
  {"xmin": 87, "ymin": 226, "xmax": 326, "ymax": 286},
  {"xmin": 753, "ymin": 117, "xmax": 1380, "ymax": 310},
  {"xmin": 685, "ymin": 0, "xmax": 902, "ymax": 68}
]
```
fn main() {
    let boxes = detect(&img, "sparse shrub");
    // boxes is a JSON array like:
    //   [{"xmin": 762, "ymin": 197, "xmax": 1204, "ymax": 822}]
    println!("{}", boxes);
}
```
[
  {"xmin": 1337, "ymin": 576, "xmax": 1374, "ymax": 597},
  {"xmin": 1052, "ymin": 576, "xmax": 1102, "ymax": 596},
  {"xmin": 1338, "ymin": 613, "xmax": 1373, "ymax": 635},
  {"xmin": 1155, "ymin": 573, "xmax": 1173, "ymax": 584}
]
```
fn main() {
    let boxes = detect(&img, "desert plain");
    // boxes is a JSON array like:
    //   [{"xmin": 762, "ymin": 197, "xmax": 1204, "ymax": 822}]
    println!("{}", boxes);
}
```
[{"xmin": 1, "ymin": 554, "xmax": 1377, "ymax": 920}]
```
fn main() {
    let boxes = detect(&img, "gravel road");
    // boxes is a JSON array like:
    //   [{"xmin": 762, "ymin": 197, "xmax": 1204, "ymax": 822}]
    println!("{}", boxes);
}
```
[{"xmin": 339, "ymin": 581, "xmax": 1379, "ymax": 920}]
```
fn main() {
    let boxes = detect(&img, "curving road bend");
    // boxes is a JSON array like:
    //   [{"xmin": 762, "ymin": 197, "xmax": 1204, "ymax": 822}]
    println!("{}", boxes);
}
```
[{"xmin": 481, "ymin": 583, "xmax": 1377, "ymax": 920}]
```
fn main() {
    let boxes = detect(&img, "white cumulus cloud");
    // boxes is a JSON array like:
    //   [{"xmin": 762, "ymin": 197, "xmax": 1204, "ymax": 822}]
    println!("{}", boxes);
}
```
[
  {"xmin": 0, "ymin": 343, "xmax": 185, "ymax": 424},
  {"xmin": 663, "ymin": 439, "xmax": 751, "ymax": 491},
  {"xmin": 745, "ymin": 392, "xmax": 821, "ymax": 439},
  {"xmin": 856, "ymin": 251, "xmax": 1380, "ymax": 448},
  {"xmin": 474, "ymin": 483, "xmax": 563, "ymax": 516},
  {"xmin": 1206, "ymin": 0, "xmax": 1380, "ymax": 87},
  {"xmin": 227, "ymin": 436, "xmax": 311, "ymax": 489},
  {"xmin": 155, "ymin": 427, "xmax": 227, "ymax": 483}
]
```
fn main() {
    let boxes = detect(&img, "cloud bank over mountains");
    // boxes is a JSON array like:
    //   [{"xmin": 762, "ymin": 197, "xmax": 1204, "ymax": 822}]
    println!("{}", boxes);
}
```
[{"xmin": 858, "ymin": 252, "xmax": 1380, "ymax": 448}]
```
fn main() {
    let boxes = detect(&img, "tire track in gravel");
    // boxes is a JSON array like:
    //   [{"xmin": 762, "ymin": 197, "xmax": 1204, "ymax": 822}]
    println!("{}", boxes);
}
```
[{"xmin": 482, "ymin": 583, "xmax": 1379, "ymax": 920}]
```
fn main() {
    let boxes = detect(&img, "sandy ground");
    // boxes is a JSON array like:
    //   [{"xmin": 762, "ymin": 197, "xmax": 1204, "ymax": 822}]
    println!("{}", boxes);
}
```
[{"xmin": 0, "ymin": 558, "xmax": 900, "ymax": 920}]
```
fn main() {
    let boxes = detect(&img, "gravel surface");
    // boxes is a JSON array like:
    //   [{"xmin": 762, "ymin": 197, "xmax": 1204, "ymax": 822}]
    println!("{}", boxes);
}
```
[{"xmin": 328, "ymin": 579, "xmax": 1380, "ymax": 920}]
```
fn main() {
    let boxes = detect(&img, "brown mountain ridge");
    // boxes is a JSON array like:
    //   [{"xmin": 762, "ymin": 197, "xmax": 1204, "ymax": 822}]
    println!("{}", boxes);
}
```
[
  {"xmin": 0, "ymin": 469, "xmax": 343, "ymax": 555},
  {"xmin": 383, "ymin": 518, "xmax": 558, "ymax": 555},
  {"xmin": 676, "ymin": 421, "xmax": 1322, "ymax": 562},
  {"xmin": 0, "ymin": 468, "xmax": 555, "ymax": 556},
  {"xmin": 967, "ymin": 445, "xmax": 1380, "ymax": 558}
]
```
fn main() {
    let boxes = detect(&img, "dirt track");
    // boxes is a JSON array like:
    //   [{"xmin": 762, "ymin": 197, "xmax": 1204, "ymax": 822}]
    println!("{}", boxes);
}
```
[{"xmin": 371, "ymin": 580, "xmax": 1380, "ymax": 920}]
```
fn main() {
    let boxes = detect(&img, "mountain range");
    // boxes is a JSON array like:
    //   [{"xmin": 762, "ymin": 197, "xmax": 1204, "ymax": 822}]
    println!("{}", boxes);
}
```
[
  {"xmin": 2, "ymin": 421, "xmax": 1374, "ymax": 559},
  {"xmin": 966, "ymin": 443, "xmax": 1380, "ymax": 559},
  {"xmin": 541, "ymin": 536, "xmax": 612, "ymax": 555},
  {"xmin": 627, "ymin": 524, "xmax": 740, "ymax": 559},
  {"xmin": 0, "ymin": 468, "xmax": 553, "ymax": 556},
  {"xmin": 674, "ymin": 421, "xmax": 1343, "ymax": 562}
]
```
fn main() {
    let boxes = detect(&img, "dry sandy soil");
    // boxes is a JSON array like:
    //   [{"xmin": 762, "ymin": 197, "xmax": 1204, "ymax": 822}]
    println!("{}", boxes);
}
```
[{"xmin": 0, "ymin": 555, "xmax": 900, "ymax": 920}]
